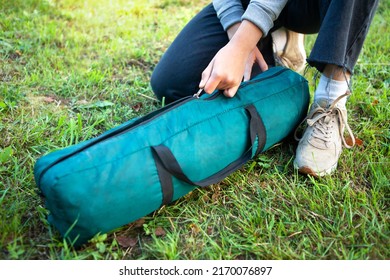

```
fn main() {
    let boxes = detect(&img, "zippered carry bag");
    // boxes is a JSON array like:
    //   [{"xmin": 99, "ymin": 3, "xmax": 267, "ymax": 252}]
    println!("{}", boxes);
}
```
[{"xmin": 34, "ymin": 66, "xmax": 310, "ymax": 246}]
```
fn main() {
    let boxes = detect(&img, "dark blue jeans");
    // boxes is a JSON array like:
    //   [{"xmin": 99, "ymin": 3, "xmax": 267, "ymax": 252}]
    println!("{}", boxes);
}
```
[{"xmin": 151, "ymin": 0, "xmax": 379, "ymax": 103}]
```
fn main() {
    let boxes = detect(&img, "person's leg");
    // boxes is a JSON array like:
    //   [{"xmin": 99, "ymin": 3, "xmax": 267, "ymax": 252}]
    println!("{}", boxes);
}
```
[
  {"xmin": 151, "ymin": 1, "xmax": 276, "ymax": 104},
  {"xmin": 291, "ymin": 0, "xmax": 380, "ymax": 176},
  {"xmin": 270, "ymin": 0, "xmax": 323, "ymax": 73},
  {"xmin": 271, "ymin": 27, "xmax": 306, "ymax": 72},
  {"xmin": 307, "ymin": 0, "xmax": 379, "ymax": 75},
  {"xmin": 150, "ymin": 4, "xmax": 228, "ymax": 103}
]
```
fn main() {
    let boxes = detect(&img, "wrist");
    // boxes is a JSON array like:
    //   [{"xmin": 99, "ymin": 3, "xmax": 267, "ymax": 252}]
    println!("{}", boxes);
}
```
[
  {"xmin": 227, "ymin": 22, "xmax": 241, "ymax": 40},
  {"xmin": 229, "ymin": 20, "xmax": 263, "ymax": 53}
]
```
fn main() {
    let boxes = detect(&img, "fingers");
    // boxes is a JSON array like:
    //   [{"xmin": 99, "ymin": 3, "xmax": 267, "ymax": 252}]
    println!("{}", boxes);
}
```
[
  {"xmin": 243, "ymin": 59, "xmax": 253, "ymax": 82},
  {"xmin": 244, "ymin": 48, "xmax": 268, "ymax": 82},
  {"xmin": 203, "ymin": 72, "xmax": 241, "ymax": 96},
  {"xmin": 199, "ymin": 46, "xmax": 268, "ymax": 98},
  {"xmin": 223, "ymin": 85, "xmax": 240, "ymax": 98},
  {"xmin": 199, "ymin": 59, "xmax": 240, "ymax": 95},
  {"xmin": 199, "ymin": 60, "xmax": 213, "ymax": 90},
  {"xmin": 254, "ymin": 49, "xmax": 268, "ymax": 72},
  {"xmin": 199, "ymin": 59, "xmax": 225, "ymax": 94}
]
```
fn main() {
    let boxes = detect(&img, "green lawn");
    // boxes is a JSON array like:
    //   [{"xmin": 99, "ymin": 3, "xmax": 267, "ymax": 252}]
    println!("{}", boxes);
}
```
[{"xmin": 0, "ymin": 0, "xmax": 388, "ymax": 260}]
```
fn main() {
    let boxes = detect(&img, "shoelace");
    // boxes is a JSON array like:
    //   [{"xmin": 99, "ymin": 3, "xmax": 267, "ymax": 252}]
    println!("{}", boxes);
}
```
[{"xmin": 295, "ymin": 92, "xmax": 356, "ymax": 148}]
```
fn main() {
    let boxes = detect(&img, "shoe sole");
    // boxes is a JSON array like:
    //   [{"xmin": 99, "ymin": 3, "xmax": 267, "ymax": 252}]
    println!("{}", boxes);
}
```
[{"xmin": 293, "ymin": 161, "xmax": 337, "ymax": 177}]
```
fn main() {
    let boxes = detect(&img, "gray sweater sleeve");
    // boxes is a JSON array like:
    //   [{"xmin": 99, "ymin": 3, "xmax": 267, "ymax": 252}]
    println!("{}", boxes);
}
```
[
  {"xmin": 212, "ymin": 0, "xmax": 245, "ymax": 31},
  {"xmin": 213, "ymin": 0, "xmax": 288, "ymax": 36}
]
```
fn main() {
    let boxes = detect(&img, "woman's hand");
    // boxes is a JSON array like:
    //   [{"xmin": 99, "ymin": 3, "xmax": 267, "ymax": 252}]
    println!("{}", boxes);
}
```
[
  {"xmin": 244, "ymin": 47, "xmax": 268, "ymax": 82},
  {"xmin": 227, "ymin": 23, "xmax": 268, "ymax": 82},
  {"xmin": 199, "ymin": 21, "xmax": 268, "ymax": 97}
]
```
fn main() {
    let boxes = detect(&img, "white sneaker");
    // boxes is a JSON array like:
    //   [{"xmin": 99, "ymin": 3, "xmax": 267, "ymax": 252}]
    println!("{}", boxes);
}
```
[
  {"xmin": 294, "ymin": 93, "xmax": 355, "ymax": 176},
  {"xmin": 271, "ymin": 27, "xmax": 306, "ymax": 73}
]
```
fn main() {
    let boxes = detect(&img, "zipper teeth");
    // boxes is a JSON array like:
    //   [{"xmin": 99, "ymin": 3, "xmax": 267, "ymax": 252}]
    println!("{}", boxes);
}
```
[
  {"xmin": 38, "ymin": 95, "xmax": 194, "ymax": 184},
  {"xmin": 38, "ymin": 68, "xmax": 287, "ymax": 184},
  {"xmin": 240, "ymin": 68, "xmax": 288, "ymax": 88},
  {"xmin": 197, "ymin": 68, "xmax": 288, "ymax": 99},
  {"xmin": 116, "ymin": 96, "xmax": 193, "ymax": 135}
]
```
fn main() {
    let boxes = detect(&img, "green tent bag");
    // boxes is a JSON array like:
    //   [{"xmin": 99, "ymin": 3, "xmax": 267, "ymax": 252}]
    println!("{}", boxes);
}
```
[{"xmin": 34, "ymin": 67, "xmax": 309, "ymax": 246}]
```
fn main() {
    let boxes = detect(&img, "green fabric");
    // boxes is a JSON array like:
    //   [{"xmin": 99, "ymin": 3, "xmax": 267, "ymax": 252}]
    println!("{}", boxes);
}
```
[{"xmin": 34, "ymin": 66, "xmax": 309, "ymax": 246}]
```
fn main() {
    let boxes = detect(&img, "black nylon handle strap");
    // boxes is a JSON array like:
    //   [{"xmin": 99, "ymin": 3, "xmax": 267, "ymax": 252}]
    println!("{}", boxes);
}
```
[
  {"xmin": 152, "ymin": 148, "xmax": 174, "ymax": 206},
  {"xmin": 152, "ymin": 104, "xmax": 266, "ymax": 205},
  {"xmin": 246, "ymin": 104, "xmax": 266, "ymax": 156}
]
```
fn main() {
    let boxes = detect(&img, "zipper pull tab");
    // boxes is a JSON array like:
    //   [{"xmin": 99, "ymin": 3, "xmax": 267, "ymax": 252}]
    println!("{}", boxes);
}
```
[{"xmin": 193, "ymin": 88, "xmax": 203, "ymax": 98}]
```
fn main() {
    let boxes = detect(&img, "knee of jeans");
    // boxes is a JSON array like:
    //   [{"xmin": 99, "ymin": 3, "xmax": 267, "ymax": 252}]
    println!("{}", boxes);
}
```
[
  {"xmin": 151, "ymin": 69, "xmax": 193, "ymax": 104},
  {"xmin": 150, "ymin": 69, "xmax": 174, "ymax": 102}
]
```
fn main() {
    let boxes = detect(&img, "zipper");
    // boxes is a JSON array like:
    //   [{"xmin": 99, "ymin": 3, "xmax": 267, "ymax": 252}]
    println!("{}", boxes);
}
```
[
  {"xmin": 37, "ymin": 67, "xmax": 288, "ymax": 184},
  {"xmin": 37, "ymin": 95, "xmax": 195, "ymax": 184},
  {"xmin": 195, "ymin": 67, "xmax": 288, "ymax": 99},
  {"xmin": 239, "ymin": 67, "xmax": 288, "ymax": 89}
]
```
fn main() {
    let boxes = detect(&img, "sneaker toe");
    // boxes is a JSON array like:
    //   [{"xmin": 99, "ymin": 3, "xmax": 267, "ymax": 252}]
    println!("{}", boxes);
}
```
[{"xmin": 294, "ymin": 144, "xmax": 338, "ymax": 176}]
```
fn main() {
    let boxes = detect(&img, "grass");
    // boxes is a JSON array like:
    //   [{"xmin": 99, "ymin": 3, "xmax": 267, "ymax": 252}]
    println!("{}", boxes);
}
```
[{"xmin": 0, "ymin": 0, "xmax": 388, "ymax": 260}]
